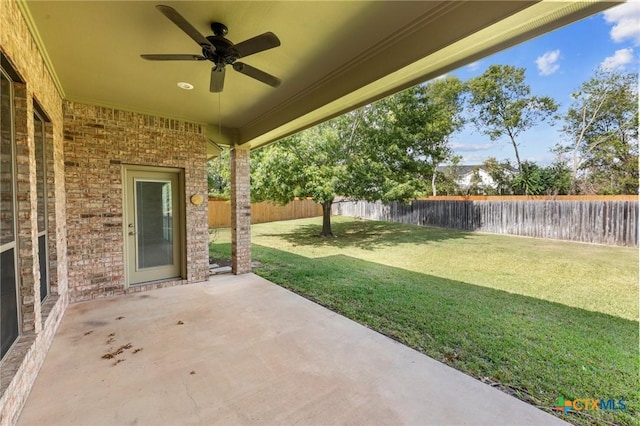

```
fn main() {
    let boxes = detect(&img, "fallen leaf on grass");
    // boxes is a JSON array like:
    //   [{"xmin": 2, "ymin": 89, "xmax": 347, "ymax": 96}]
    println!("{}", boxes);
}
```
[{"xmin": 444, "ymin": 352, "xmax": 460, "ymax": 362}]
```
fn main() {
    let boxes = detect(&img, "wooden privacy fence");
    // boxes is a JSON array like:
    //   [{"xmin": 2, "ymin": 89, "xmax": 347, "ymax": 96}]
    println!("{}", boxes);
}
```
[
  {"xmin": 333, "ymin": 196, "xmax": 638, "ymax": 247},
  {"xmin": 209, "ymin": 198, "xmax": 322, "ymax": 228}
]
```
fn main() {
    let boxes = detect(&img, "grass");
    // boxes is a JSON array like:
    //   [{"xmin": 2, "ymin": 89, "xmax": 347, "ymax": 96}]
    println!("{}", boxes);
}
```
[{"xmin": 210, "ymin": 216, "xmax": 639, "ymax": 426}]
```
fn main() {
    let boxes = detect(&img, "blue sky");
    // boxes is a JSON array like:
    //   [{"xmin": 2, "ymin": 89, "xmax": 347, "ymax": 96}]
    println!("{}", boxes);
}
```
[{"xmin": 446, "ymin": 1, "xmax": 640, "ymax": 166}]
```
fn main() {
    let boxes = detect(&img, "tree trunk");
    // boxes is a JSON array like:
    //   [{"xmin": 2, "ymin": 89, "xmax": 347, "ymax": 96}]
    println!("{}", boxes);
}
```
[
  {"xmin": 506, "ymin": 128, "xmax": 522, "ymax": 172},
  {"xmin": 320, "ymin": 200, "xmax": 334, "ymax": 237},
  {"xmin": 510, "ymin": 137, "xmax": 522, "ymax": 172},
  {"xmin": 431, "ymin": 171, "xmax": 437, "ymax": 196},
  {"xmin": 570, "ymin": 148, "xmax": 581, "ymax": 195}
]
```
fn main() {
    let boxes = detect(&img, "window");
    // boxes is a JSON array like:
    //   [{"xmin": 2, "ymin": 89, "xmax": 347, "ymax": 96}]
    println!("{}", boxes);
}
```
[
  {"xmin": 1, "ymin": 66, "xmax": 19, "ymax": 359},
  {"xmin": 34, "ymin": 103, "xmax": 49, "ymax": 302}
]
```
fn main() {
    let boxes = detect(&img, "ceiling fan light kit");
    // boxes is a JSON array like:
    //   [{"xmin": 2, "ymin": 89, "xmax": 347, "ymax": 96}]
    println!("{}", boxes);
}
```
[{"xmin": 141, "ymin": 5, "xmax": 281, "ymax": 93}]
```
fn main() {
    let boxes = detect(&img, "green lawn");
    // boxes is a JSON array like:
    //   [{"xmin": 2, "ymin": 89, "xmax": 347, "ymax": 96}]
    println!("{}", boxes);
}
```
[{"xmin": 209, "ymin": 216, "xmax": 639, "ymax": 426}]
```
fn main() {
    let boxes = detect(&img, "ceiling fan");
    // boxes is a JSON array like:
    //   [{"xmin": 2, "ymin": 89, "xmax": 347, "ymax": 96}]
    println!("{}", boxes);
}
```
[{"xmin": 141, "ymin": 5, "xmax": 281, "ymax": 92}]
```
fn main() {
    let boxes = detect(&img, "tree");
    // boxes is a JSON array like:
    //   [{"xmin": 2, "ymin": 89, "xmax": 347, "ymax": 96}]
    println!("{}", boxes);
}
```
[
  {"xmin": 511, "ymin": 161, "xmax": 545, "ymax": 195},
  {"xmin": 251, "ymin": 129, "xmax": 339, "ymax": 237},
  {"xmin": 467, "ymin": 65, "xmax": 558, "ymax": 172},
  {"xmin": 253, "ymin": 77, "xmax": 466, "ymax": 235},
  {"xmin": 435, "ymin": 156, "xmax": 462, "ymax": 195},
  {"xmin": 207, "ymin": 148, "xmax": 231, "ymax": 198},
  {"xmin": 510, "ymin": 160, "xmax": 572, "ymax": 195},
  {"xmin": 555, "ymin": 70, "xmax": 638, "ymax": 194},
  {"xmin": 482, "ymin": 157, "xmax": 515, "ymax": 195},
  {"xmin": 391, "ymin": 77, "xmax": 466, "ymax": 196},
  {"xmin": 539, "ymin": 161, "xmax": 572, "ymax": 195},
  {"xmin": 251, "ymin": 108, "xmax": 418, "ymax": 237}
]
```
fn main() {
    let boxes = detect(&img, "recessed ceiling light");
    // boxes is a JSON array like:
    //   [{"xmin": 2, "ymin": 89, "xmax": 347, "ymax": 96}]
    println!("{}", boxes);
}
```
[{"xmin": 177, "ymin": 82, "xmax": 194, "ymax": 90}]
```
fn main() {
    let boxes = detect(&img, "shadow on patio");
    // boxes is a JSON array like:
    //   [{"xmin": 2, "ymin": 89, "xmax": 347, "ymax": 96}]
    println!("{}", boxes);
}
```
[{"xmin": 18, "ymin": 274, "xmax": 565, "ymax": 425}]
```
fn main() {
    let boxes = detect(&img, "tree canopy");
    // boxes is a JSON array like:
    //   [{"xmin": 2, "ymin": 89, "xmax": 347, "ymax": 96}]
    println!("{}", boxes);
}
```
[
  {"xmin": 467, "ymin": 65, "xmax": 558, "ymax": 172},
  {"xmin": 389, "ymin": 76, "xmax": 466, "ymax": 195},
  {"xmin": 555, "ymin": 69, "xmax": 638, "ymax": 194},
  {"xmin": 251, "ymin": 109, "xmax": 419, "ymax": 236}
]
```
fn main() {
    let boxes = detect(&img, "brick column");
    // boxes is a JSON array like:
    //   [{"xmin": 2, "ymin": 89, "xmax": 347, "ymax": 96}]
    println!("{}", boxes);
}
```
[
  {"xmin": 230, "ymin": 147, "xmax": 252, "ymax": 274},
  {"xmin": 13, "ymin": 83, "xmax": 40, "ymax": 333}
]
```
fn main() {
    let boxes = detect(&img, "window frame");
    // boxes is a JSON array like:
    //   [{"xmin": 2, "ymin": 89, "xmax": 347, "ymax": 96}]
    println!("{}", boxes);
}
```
[
  {"xmin": 0, "ymin": 63, "xmax": 21, "ymax": 359},
  {"xmin": 33, "ymin": 102, "xmax": 50, "ymax": 302}
]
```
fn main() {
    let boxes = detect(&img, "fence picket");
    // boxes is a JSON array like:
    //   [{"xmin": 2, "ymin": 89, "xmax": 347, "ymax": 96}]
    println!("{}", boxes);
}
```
[
  {"xmin": 209, "ymin": 198, "xmax": 322, "ymax": 228},
  {"xmin": 333, "ymin": 198, "xmax": 638, "ymax": 247}
]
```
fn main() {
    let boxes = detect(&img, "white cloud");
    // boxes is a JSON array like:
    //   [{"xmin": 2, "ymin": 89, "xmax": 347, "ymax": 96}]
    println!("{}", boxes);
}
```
[
  {"xmin": 460, "ymin": 154, "xmax": 496, "ymax": 164},
  {"xmin": 600, "ymin": 48, "xmax": 635, "ymax": 71},
  {"xmin": 466, "ymin": 61, "xmax": 481, "ymax": 71},
  {"xmin": 451, "ymin": 143, "xmax": 493, "ymax": 152},
  {"xmin": 603, "ymin": 1, "xmax": 640, "ymax": 45},
  {"xmin": 535, "ymin": 50, "xmax": 561, "ymax": 76}
]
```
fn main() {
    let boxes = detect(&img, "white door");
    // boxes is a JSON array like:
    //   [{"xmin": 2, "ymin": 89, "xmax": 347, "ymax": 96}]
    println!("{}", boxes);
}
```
[{"xmin": 125, "ymin": 168, "xmax": 182, "ymax": 285}]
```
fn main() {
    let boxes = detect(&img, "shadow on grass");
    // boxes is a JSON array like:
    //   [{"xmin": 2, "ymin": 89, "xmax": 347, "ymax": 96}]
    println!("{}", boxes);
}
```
[
  {"xmin": 258, "ymin": 218, "xmax": 473, "ymax": 250},
  {"xmin": 212, "ymin": 241, "xmax": 638, "ymax": 426}
]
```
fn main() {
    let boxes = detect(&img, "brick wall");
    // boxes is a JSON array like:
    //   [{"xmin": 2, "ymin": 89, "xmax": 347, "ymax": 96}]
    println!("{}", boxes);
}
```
[
  {"xmin": 63, "ymin": 102, "xmax": 209, "ymax": 301},
  {"xmin": 12, "ymin": 82, "xmax": 39, "ymax": 334},
  {"xmin": 230, "ymin": 147, "xmax": 252, "ymax": 274},
  {"xmin": 0, "ymin": 0, "xmax": 68, "ymax": 424},
  {"xmin": 1, "ymin": 1, "xmax": 211, "ymax": 422}
]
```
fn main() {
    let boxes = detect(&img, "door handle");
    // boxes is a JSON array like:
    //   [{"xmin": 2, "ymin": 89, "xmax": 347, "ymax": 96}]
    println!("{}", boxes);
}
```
[{"xmin": 128, "ymin": 231, "xmax": 137, "ymax": 236}]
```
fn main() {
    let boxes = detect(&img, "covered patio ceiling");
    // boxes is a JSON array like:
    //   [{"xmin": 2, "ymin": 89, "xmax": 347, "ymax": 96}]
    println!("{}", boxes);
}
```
[{"xmin": 22, "ymin": 1, "xmax": 618, "ymax": 152}]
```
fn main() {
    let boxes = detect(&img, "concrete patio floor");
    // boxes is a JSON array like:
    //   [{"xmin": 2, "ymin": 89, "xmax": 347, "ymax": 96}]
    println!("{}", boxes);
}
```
[{"xmin": 19, "ymin": 274, "xmax": 566, "ymax": 425}]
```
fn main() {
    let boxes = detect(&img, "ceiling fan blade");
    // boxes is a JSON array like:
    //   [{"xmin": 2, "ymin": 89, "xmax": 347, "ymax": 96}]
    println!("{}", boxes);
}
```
[
  {"xmin": 232, "ymin": 62, "xmax": 281, "ymax": 88},
  {"xmin": 232, "ymin": 32, "xmax": 281, "ymax": 58},
  {"xmin": 156, "ymin": 5, "xmax": 213, "ymax": 48},
  {"xmin": 141, "ymin": 54, "xmax": 206, "ymax": 61},
  {"xmin": 210, "ymin": 66, "xmax": 225, "ymax": 93}
]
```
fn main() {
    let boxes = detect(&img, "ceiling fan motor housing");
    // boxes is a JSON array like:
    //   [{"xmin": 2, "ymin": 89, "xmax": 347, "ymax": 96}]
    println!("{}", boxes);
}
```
[
  {"xmin": 205, "ymin": 33, "xmax": 238, "ymax": 65},
  {"xmin": 211, "ymin": 22, "xmax": 228, "ymax": 36}
]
